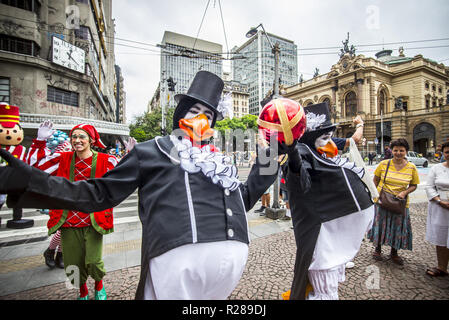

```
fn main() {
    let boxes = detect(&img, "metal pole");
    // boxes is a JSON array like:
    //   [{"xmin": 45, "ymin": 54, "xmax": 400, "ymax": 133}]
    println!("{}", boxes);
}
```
[
  {"xmin": 272, "ymin": 42, "xmax": 281, "ymax": 209},
  {"xmin": 381, "ymin": 109, "xmax": 384, "ymax": 155}
]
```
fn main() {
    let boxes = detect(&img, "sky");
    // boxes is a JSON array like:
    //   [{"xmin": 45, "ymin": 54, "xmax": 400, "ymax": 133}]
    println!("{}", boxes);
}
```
[{"xmin": 112, "ymin": 0, "xmax": 449, "ymax": 123}]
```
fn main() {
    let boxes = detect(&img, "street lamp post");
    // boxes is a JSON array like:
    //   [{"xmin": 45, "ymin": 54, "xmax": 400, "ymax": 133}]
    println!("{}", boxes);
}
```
[{"xmin": 246, "ymin": 24, "xmax": 284, "ymax": 216}]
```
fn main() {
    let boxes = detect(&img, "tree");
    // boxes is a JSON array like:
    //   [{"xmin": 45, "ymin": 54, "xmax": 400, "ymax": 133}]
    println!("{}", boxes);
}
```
[
  {"xmin": 129, "ymin": 106, "xmax": 174, "ymax": 142},
  {"xmin": 214, "ymin": 114, "xmax": 258, "ymax": 136}
]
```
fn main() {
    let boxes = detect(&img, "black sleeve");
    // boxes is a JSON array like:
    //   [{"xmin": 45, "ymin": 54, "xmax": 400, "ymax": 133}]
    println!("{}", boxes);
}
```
[
  {"xmin": 239, "ymin": 155, "xmax": 278, "ymax": 211},
  {"xmin": 287, "ymin": 147, "xmax": 312, "ymax": 194},
  {"xmin": 8, "ymin": 147, "xmax": 142, "ymax": 212}
]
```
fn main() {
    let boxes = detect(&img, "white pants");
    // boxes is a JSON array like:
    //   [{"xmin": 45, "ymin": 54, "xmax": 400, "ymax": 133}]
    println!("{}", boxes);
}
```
[
  {"xmin": 307, "ymin": 206, "xmax": 375, "ymax": 300},
  {"xmin": 143, "ymin": 241, "xmax": 248, "ymax": 300}
]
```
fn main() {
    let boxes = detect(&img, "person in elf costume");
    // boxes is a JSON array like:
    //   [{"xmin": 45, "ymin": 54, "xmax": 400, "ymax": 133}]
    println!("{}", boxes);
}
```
[
  {"xmin": 280, "ymin": 102, "xmax": 375, "ymax": 300},
  {"xmin": 37, "ymin": 137, "xmax": 73, "ymax": 270},
  {"xmin": 0, "ymin": 71, "xmax": 288, "ymax": 300},
  {"xmin": 0, "ymin": 102, "xmax": 33, "ymax": 229},
  {"xmin": 25, "ymin": 121, "xmax": 118, "ymax": 300}
]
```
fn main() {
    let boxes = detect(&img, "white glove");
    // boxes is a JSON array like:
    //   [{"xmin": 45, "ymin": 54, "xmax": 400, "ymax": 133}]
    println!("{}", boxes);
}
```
[
  {"xmin": 37, "ymin": 120, "xmax": 55, "ymax": 141},
  {"xmin": 124, "ymin": 137, "xmax": 137, "ymax": 153}
]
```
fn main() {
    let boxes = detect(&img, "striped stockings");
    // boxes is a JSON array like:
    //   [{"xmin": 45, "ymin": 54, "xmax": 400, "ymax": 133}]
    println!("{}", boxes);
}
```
[{"xmin": 49, "ymin": 230, "xmax": 62, "ymax": 252}]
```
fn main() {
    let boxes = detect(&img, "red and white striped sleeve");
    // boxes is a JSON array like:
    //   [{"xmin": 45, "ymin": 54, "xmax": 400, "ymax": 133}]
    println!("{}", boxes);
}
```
[
  {"xmin": 26, "ymin": 139, "xmax": 62, "ymax": 176},
  {"xmin": 106, "ymin": 154, "xmax": 118, "ymax": 171}
]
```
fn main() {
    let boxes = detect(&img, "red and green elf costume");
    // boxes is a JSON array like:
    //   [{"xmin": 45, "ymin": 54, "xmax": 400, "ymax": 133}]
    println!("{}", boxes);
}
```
[{"xmin": 27, "ymin": 124, "xmax": 117, "ymax": 300}]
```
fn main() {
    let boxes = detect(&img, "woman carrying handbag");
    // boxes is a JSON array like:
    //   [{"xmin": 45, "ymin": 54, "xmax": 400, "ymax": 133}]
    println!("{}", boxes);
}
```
[{"xmin": 367, "ymin": 139, "xmax": 420, "ymax": 265}]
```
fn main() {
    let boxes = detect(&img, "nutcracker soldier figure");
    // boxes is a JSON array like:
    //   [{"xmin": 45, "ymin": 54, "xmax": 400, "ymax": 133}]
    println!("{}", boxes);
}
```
[{"xmin": 0, "ymin": 103, "xmax": 33, "ymax": 228}]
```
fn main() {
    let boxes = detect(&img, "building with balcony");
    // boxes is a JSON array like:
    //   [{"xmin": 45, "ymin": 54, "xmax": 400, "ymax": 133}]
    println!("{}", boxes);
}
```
[
  {"xmin": 284, "ymin": 44, "xmax": 449, "ymax": 157},
  {"xmin": 232, "ymin": 31, "xmax": 298, "ymax": 116},
  {"xmin": 0, "ymin": 0, "xmax": 128, "ymax": 148}
]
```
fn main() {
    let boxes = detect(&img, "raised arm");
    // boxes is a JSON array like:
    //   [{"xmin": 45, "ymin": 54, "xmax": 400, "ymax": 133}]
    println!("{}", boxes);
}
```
[{"xmin": 0, "ymin": 147, "xmax": 141, "ymax": 213}]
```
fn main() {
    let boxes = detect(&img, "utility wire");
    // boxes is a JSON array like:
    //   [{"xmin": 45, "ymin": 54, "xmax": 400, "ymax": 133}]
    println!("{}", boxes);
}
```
[
  {"xmin": 218, "ymin": 0, "xmax": 229, "ymax": 59},
  {"xmin": 1, "ymin": 13, "xmax": 448, "ymax": 57},
  {"xmin": 192, "ymin": 0, "xmax": 210, "ymax": 51}
]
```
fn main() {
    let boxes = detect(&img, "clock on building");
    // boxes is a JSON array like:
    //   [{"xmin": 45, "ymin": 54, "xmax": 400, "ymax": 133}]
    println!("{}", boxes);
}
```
[{"xmin": 52, "ymin": 36, "xmax": 86, "ymax": 74}]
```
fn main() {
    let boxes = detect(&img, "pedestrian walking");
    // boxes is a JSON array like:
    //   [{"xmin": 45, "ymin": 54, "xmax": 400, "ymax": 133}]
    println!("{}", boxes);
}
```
[
  {"xmin": 368, "ymin": 138, "xmax": 419, "ymax": 265},
  {"xmin": 424, "ymin": 141, "xmax": 449, "ymax": 277},
  {"xmin": 26, "ymin": 121, "xmax": 118, "ymax": 300}
]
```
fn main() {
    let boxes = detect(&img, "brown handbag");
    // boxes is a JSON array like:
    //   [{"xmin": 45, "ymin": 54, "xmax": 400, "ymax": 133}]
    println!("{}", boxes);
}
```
[{"xmin": 377, "ymin": 160, "xmax": 407, "ymax": 215}]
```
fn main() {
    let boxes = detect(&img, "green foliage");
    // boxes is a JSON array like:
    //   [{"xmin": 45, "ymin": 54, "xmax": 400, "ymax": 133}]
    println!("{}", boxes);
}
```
[
  {"xmin": 214, "ymin": 114, "xmax": 258, "ymax": 136},
  {"xmin": 129, "ymin": 106, "xmax": 174, "ymax": 142}
]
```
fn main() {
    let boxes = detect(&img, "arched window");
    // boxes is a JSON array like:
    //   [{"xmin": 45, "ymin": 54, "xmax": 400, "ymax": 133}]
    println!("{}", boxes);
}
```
[
  {"xmin": 379, "ymin": 89, "xmax": 387, "ymax": 114},
  {"xmin": 345, "ymin": 91, "xmax": 357, "ymax": 117}
]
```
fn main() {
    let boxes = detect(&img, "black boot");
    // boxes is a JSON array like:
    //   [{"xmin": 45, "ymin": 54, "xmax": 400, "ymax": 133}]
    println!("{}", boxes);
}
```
[
  {"xmin": 55, "ymin": 251, "xmax": 64, "ymax": 269},
  {"xmin": 43, "ymin": 248, "xmax": 56, "ymax": 269}
]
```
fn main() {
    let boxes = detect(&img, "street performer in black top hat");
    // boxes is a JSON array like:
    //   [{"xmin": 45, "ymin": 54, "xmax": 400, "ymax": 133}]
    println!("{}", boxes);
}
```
[
  {"xmin": 0, "ymin": 71, "xmax": 283, "ymax": 300},
  {"xmin": 285, "ymin": 102, "xmax": 375, "ymax": 300}
]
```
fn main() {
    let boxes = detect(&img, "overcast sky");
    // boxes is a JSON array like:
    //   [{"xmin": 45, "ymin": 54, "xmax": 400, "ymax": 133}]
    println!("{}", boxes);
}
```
[{"xmin": 112, "ymin": 0, "xmax": 449, "ymax": 123}]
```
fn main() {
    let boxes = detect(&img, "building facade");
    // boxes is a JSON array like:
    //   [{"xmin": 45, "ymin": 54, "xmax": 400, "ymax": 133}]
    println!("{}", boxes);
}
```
[
  {"xmin": 159, "ymin": 31, "xmax": 223, "ymax": 110},
  {"xmin": 284, "ymin": 45, "xmax": 449, "ymax": 157},
  {"xmin": 232, "ymin": 31, "xmax": 298, "ymax": 115},
  {"xmin": 0, "ymin": 0, "xmax": 128, "ymax": 148},
  {"xmin": 222, "ymin": 72, "xmax": 249, "ymax": 119}
]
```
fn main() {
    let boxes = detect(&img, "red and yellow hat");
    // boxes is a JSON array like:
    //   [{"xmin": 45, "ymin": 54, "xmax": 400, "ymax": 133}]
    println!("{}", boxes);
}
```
[{"xmin": 0, "ymin": 103, "xmax": 20, "ymax": 128}]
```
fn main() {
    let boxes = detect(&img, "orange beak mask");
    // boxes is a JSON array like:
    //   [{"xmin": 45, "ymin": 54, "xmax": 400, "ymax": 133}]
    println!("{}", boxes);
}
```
[
  {"xmin": 179, "ymin": 114, "xmax": 215, "ymax": 143},
  {"xmin": 316, "ymin": 139, "xmax": 339, "ymax": 158}
]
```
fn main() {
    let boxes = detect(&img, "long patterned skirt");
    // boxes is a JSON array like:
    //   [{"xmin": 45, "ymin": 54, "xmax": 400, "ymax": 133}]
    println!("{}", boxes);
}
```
[{"xmin": 367, "ymin": 204, "xmax": 412, "ymax": 250}]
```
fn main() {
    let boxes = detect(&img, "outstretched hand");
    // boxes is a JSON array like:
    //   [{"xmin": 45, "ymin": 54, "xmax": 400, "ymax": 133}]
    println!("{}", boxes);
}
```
[
  {"xmin": 0, "ymin": 149, "xmax": 32, "ymax": 194},
  {"xmin": 124, "ymin": 137, "xmax": 137, "ymax": 153},
  {"xmin": 37, "ymin": 120, "xmax": 55, "ymax": 141}
]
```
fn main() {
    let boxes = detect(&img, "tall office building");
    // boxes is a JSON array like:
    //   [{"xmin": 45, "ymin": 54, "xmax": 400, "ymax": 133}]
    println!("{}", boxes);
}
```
[
  {"xmin": 159, "ymin": 31, "xmax": 223, "ymax": 109},
  {"xmin": 232, "ymin": 31, "xmax": 298, "ymax": 115}
]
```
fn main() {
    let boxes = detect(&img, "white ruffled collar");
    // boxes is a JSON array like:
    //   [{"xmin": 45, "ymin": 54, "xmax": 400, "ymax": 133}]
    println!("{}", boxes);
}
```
[
  {"xmin": 169, "ymin": 136, "xmax": 241, "ymax": 191},
  {"xmin": 322, "ymin": 153, "xmax": 365, "ymax": 179}
]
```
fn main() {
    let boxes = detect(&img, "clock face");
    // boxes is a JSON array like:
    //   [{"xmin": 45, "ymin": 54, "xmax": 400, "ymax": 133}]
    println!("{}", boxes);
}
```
[{"xmin": 52, "ymin": 37, "xmax": 86, "ymax": 74}]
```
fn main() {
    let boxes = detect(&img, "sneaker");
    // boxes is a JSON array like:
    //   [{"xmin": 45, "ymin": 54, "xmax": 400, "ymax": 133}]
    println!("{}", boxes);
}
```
[
  {"xmin": 345, "ymin": 261, "xmax": 355, "ymax": 269},
  {"xmin": 95, "ymin": 287, "xmax": 107, "ymax": 300},
  {"xmin": 77, "ymin": 295, "xmax": 89, "ymax": 300}
]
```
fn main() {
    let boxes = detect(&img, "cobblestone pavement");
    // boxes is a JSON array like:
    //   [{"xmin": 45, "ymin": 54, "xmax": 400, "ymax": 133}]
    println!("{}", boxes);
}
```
[{"xmin": 1, "ymin": 203, "xmax": 448, "ymax": 300}]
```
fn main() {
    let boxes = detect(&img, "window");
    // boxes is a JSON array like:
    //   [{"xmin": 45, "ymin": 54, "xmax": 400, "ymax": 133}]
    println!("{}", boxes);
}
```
[
  {"xmin": 345, "ymin": 91, "xmax": 357, "ymax": 117},
  {"xmin": 75, "ymin": 26, "xmax": 89, "ymax": 40},
  {"xmin": 0, "ymin": 35, "xmax": 38, "ymax": 56},
  {"xmin": 47, "ymin": 86, "xmax": 79, "ymax": 107},
  {"xmin": 425, "ymin": 82, "xmax": 429, "ymax": 90},
  {"xmin": 0, "ymin": 78, "xmax": 10, "ymax": 103},
  {"xmin": 378, "ymin": 90, "xmax": 387, "ymax": 114},
  {"xmin": 425, "ymin": 97, "xmax": 430, "ymax": 109},
  {"xmin": 1, "ymin": 0, "xmax": 38, "ymax": 12}
]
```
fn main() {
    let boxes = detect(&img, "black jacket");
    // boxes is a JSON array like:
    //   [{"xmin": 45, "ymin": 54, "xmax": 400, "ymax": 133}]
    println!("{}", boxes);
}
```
[
  {"xmin": 9, "ymin": 135, "xmax": 278, "ymax": 299},
  {"xmin": 287, "ymin": 143, "xmax": 373, "ymax": 300}
]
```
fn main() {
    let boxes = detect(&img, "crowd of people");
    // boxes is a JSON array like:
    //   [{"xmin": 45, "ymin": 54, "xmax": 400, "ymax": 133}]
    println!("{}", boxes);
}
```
[{"xmin": 0, "ymin": 70, "xmax": 447, "ymax": 301}]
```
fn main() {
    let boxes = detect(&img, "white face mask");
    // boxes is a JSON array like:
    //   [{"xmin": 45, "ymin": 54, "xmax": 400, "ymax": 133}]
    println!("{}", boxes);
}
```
[
  {"xmin": 314, "ymin": 131, "xmax": 334, "ymax": 149},
  {"xmin": 184, "ymin": 103, "xmax": 214, "ymax": 127}
]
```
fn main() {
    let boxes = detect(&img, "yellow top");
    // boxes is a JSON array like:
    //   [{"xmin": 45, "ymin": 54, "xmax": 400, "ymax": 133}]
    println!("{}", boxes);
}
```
[{"xmin": 374, "ymin": 159, "xmax": 420, "ymax": 208}]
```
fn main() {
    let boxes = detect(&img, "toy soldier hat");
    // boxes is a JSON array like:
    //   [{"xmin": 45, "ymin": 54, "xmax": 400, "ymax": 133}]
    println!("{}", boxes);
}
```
[
  {"xmin": 173, "ymin": 71, "xmax": 224, "ymax": 129},
  {"xmin": 257, "ymin": 98, "xmax": 307, "ymax": 146},
  {"xmin": 303, "ymin": 102, "xmax": 337, "ymax": 134},
  {"xmin": 0, "ymin": 103, "xmax": 20, "ymax": 128}
]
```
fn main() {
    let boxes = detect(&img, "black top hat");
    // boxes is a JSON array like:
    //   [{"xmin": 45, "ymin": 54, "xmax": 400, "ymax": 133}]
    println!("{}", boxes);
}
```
[
  {"xmin": 303, "ymin": 102, "xmax": 338, "ymax": 134},
  {"xmin": 173, "ymin": 71, "xmax": 224, "ymax": 129}
]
